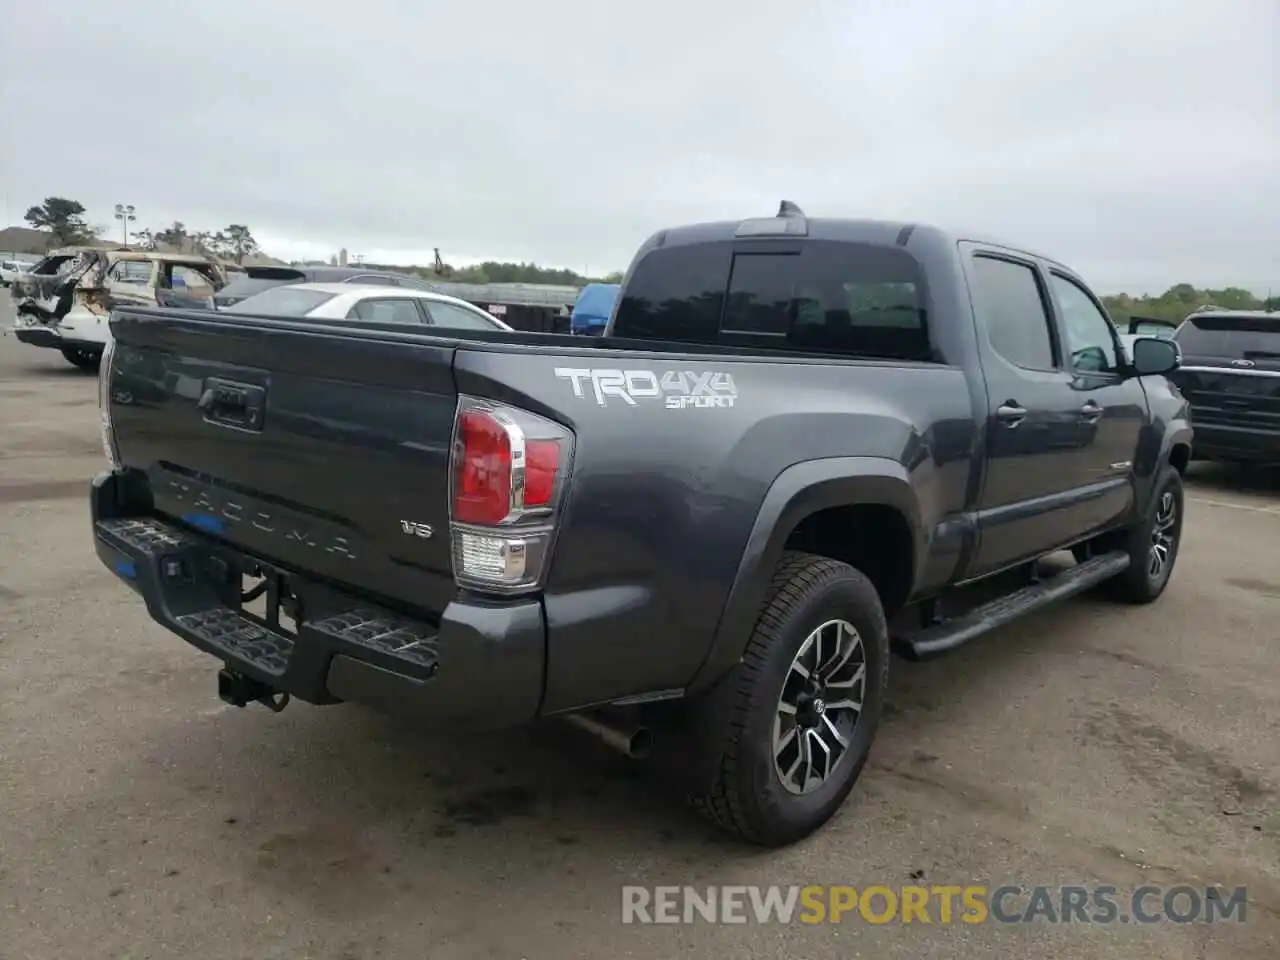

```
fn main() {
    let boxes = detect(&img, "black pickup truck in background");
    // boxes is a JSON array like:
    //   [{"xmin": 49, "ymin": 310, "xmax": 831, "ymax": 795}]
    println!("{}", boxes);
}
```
[{"xmin": 91, "ymin": 203, "xmax": 1190, "ymax": 846}]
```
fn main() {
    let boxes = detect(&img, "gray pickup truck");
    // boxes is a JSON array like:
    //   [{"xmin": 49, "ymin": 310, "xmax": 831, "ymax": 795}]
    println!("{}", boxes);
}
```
[{"xmin": 91, "ymin": 203, "xmax": 1191, "ymax": 846}]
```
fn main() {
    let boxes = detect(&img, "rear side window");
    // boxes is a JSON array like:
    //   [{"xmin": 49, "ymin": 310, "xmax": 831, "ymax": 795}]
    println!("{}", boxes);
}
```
[
  {"xmin": 396, "ymin": 275, "xmax": 437, "ymax": 291},
  {"xmin": 166, "ymin": 263, "xmax": 218, "ymax": 296},
  {"xmin": 349, "ymin": 297, "xmax": 424, "ymax": 324},
  {"xmin": 970, "ymin": 256, "xmax": 1057, "ymax": 370},
  {"xmin": 424, "ymin": 300, "xmax": 501, "ymax": 330},
  {"xmin": 612, "ymin": 240, "xmax": 930, "ymax": 360},
  {"xmin": 33, "ymin": 255, "xmax": 75, "ymax": 276},
  {"xmin": 224, "ymin": 287, "xmax": 337, "ymax": 316},
  {"xmin": 108, "ymin": 261, "xmax": 153, "ymax": 285},
  {"xmin": 1174, "ymin": 315, "xmax": 1280, "ymax": 360}
]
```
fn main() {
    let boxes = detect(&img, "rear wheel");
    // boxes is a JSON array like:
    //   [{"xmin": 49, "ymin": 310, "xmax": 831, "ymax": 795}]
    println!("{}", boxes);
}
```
[
  {"xmin": 60, "ymin": 346, "xmax": 101, "ymax": 373},
  {"xmin": 689, "ymin": 551, "xmax": 888, "ymax": 846}
]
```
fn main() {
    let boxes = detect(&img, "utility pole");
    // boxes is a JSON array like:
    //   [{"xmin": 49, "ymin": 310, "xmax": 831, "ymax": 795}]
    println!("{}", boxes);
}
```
[{"xmin": 113, "ymin": 203, "xmax": 136, "ymax": 245}]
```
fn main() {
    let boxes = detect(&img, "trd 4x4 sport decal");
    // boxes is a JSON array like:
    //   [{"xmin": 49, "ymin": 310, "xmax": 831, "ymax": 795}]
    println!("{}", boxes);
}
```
[{"xmin": 553, "ymin": 368, "xmax": 738, "ymax": 409}]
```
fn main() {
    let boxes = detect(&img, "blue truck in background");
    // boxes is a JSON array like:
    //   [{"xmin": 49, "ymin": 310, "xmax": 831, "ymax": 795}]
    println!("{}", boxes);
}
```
[{"xmin": 570, "ymin": 282, "xmax": 620, "ymax": 335}]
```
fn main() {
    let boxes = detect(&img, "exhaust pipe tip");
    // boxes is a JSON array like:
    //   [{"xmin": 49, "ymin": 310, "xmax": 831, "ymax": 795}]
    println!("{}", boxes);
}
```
[
  {"xmin": 628, "ymin": 726, "xmax": 654, "ymax": 760},
  {"xmin": 565, "ymin": 711, "xmax": 653, "ymax": 760}
]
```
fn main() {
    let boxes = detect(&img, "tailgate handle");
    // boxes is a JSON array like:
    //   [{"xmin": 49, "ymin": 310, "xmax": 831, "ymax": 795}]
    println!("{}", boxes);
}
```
[{"xmin": 199, "ymin": 378, "xmax": 265, "ymax": 431}]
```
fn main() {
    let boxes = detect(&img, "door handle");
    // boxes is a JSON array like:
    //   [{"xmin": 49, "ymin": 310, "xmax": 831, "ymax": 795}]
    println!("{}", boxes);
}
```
[
  {"xmin": 1079, "ymin": 400, "xmax": 1103, "ymax": 422},
  {"xmin": 996, "ymin": 402, "xmax": 1027, "ymax": 427}
]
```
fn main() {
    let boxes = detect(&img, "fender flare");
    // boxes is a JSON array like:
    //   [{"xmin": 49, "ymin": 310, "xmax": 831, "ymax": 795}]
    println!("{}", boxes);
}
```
[
  {"xmin": 1161, "ymin": 423, "xmax": 1193, "ymax": 468},
  {"xmin": 686, "ymin": 456, "xmax": 924, "ymax": 693},
  {"xmin": 1138, "ymin": 421, "xmax": 1192, "ymax": 507}
]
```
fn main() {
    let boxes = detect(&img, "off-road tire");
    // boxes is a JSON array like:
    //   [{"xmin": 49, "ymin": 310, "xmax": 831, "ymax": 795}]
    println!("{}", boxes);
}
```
[
  {"xmin": 1098, "ymin": 463, "xmax": 1183, "ymax": 604},
  {"xmin": 61, "ymin": 346, "xmax": 101, "ymax": 373},
  {"xmin": 689, "ymin": 551, "xmax": 889, "ymax": 846}
]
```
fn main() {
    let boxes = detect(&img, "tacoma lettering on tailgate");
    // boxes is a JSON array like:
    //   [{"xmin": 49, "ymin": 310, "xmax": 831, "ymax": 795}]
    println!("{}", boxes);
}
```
[{"xmin": 161, "ymin": 476, "xmax": 357, "ymax": 559}]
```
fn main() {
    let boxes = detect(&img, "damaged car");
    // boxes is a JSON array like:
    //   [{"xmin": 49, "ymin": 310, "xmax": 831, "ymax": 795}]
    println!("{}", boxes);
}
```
[{"xmin": 6, "ymin": 246, "xmax": 229, "ymax": 371}]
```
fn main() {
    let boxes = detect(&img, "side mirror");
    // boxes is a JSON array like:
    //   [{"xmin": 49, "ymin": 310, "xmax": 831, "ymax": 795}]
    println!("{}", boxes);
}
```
[{"xmin": 1129, "ymin": 336, "xmax": 1180, "ymax": 376}]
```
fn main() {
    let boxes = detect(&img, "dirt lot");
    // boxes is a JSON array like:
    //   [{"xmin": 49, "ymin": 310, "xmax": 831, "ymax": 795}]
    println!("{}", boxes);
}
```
[{"xmin": 1, "ymin": 307, "xmax": 1277, "ymax": 959}]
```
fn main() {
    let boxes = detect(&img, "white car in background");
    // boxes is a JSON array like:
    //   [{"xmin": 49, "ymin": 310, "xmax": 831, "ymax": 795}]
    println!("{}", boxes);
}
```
[
  {"xmin": 0, "ymin": 258, "xmax": 37, "ymax": 285},
  {"xmin": 223, "ymin": 282, "xmax": 514, "ymax": 331}
]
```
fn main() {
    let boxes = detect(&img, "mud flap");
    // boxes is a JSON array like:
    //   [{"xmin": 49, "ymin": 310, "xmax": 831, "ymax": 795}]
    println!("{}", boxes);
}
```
[{"xmin": 643, "ymin": 663, "xmax": 745, "ymax": 794}]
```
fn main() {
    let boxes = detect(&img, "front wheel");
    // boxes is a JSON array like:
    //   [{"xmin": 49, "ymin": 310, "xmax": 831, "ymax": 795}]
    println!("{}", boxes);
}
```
[
  {"xmin": 1102, "ymin": 464, "xmax": 1184, "ymax": 603},
  {"xmin": 689, "ymin": 551, "xmax": 889, "ymax": 846},
  {"xmin": 60, "ymin": 346, "xmax": 101, "ymax": 372}
]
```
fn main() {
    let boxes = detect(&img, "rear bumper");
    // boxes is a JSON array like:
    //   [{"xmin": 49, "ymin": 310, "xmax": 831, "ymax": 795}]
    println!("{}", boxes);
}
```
[
  {"xmin": 90, "ymin": 470, "xmax": 546, "ymax": 729},
  {"xmin": 1190, "ymin": 422, "xmax": 1280, "ymax": 463},
  {"xmin": 8, "ymin": 323, "xmax": 61, "ymax": 348},
  {"xmin": 55, "ymin": 307, "xmax": 111, "ymax": 347}
]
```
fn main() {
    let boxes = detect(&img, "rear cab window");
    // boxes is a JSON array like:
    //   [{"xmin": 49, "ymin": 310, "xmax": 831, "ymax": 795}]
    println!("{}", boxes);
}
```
[
  {"xmin": 611, "ymin": 240, "xmax": 932, "ymax": 361},
  {"xmin": 1174, "ymin": 314, "xmax": 1280, "ymax": 364}
]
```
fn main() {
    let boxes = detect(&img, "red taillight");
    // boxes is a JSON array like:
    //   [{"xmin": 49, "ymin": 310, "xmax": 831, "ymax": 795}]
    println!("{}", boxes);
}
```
[
  {"xmin": 454, "ymin": 409, "xmax": 513, "ymax": 525},
  {"xmin": 524, "ymin": 440, "xmax": 559, "ymax": 507},
  {"xmin": 450, "ymin": 396, "xmax": 572, "ymax": 595},
  {"xmin": 452, "ymin": 407, "xmax": 562, "ymax": 525}
]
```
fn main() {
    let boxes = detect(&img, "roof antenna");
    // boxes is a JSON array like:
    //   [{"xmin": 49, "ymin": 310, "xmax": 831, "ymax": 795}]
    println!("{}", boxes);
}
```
[{"xmin": 777, "ymin": 200, "xmax": 805, "ymax": 218}]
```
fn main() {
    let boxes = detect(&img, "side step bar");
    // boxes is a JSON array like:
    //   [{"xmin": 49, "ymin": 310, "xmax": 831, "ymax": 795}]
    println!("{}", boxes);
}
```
[{"xmin": 901, "ymin": 551, "xmax": 1130, "ymax": 661}]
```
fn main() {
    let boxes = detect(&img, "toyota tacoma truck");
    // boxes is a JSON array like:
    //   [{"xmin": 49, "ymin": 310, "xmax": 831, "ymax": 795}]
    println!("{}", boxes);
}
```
[{"xmin": 91, "ymin": 203, "xmax": 1191, "ymax": 846}]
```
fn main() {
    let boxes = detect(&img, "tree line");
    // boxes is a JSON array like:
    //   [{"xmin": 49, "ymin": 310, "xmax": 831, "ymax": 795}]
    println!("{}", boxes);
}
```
[
  {"xmin": 19, "ymin": 197, "xmax": 1273, "ymax": 310},
  {"xmin": 1102, "ymin": 284, "xmax": 1275, "ymax": 325},
  {"xmin": 22, "ymin": 197, "xmax": 260, "ymax": 264},
  {"xmin": 356, "ymin": 258, "xmax": 624, "ymax": 286}
]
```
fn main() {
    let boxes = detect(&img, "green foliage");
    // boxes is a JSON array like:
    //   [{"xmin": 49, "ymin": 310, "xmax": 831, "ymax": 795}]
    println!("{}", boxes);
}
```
[
  {"xmin": 222, "ymin": 224, "xmax": 259, "ymax": 264},
  {"xmin": 357, "ymin": 258, "xmax": 619, "ymax": 286},
  {"xmin": 135, "ymin": 223, "xmax": 260, "ymax": 263},
  {"xmin": 1103, "ymin": 285, "xmax": 1274, "ymax": 324},
  {"xmin": 23, "ymin": 197, "xmax": 93, "ymax": 246},
  {"xmin": 358, "ymin": 259, "xmax": 611, "ymax": 285},
  {"xmin": 153, "ymin": 221, "xmax": 190, "ymax": 250}
]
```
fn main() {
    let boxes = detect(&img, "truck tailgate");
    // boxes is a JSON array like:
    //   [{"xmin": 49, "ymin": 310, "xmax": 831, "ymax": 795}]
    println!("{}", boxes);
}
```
[{"xmin": 107, "ymin": 309, "xmax": 461, "ymax": 615}]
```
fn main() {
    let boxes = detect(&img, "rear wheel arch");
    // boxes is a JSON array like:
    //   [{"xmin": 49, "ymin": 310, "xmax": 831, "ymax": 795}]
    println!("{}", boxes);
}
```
[{"xmin": 689, "ymin": 458, "xmax": 923, "ymax": 693}]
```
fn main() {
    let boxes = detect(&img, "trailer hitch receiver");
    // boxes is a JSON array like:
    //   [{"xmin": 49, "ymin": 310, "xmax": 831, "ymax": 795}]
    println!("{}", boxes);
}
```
[{"xmin": 217, "ymin": 668, "xmax": 291, "ymax": 712}]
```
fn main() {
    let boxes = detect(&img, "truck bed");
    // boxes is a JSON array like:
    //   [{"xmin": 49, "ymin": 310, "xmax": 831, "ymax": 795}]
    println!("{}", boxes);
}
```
[{"xmin": 104, "ymin": 305, "xmax": 974, "ymax": 714}]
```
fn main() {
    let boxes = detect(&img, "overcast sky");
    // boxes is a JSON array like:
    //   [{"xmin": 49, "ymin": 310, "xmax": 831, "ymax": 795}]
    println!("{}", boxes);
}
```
[{"xmin": 1, "ymin": 1, "xmax": 1275, "ymax": 293}]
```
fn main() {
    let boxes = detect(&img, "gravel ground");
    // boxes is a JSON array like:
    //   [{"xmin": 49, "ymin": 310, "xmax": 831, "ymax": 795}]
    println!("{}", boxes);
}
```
[{"xmin": 1, "ymin": 302, "xmax": 1277, "ymax": 959}]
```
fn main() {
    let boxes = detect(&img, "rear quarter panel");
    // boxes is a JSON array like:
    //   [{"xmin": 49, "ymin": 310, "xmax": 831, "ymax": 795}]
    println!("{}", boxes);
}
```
[{"xmin": 454, "ymin": 344, "xmax": 976, "ymax": 712}]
